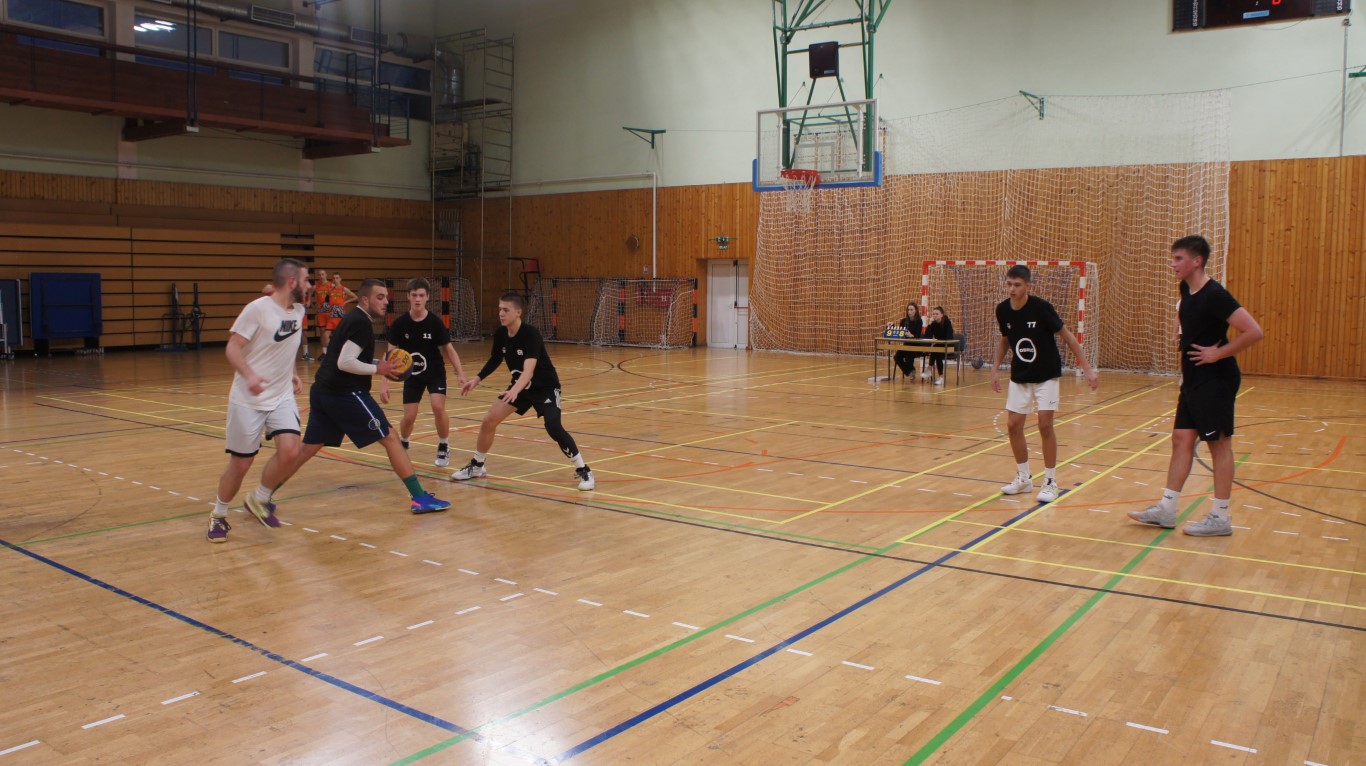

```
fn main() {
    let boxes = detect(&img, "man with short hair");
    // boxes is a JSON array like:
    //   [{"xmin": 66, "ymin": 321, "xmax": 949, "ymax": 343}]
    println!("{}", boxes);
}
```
[
  {"xmin": 260, "ymin": 278, "xmax": 452, "ymax": 515},
  {"xmin": 992, "ymin": 264, "xmax": 1099, "ymax": 503},
  {"xmin": 452, "ymin": 292, "xmax": 595, "ymax": 491},
  {"xmin": 380, "ymin": 277, "xmax": 467, "ymax": 467},
  {"xmin": 207, "ymin": 258, "xmax": 310, "ymax": 542},
  {"xmin": 1130, "ymin": 235, "xmax": 1263, "ymax": 536}
]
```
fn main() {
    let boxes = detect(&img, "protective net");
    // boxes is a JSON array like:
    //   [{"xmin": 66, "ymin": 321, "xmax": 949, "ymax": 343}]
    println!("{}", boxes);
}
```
[
  {"xmin": 540, "ymin": 278, "xmax": 696, "ymax": 349},
  {"xmin": 380, "ymin": 276, "xmax": 481, "ymax": 342},
  {"xmin": 923, "ymin": 261, "xmax": 1098, "ymax": 372},
  {"xmin": 751, "ymin": 92, "xmax": 1230, "ymax": 373}
]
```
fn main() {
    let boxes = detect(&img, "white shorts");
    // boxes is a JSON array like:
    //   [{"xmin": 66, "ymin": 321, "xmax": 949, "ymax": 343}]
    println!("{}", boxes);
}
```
[
  {"xmin": 225, "ymin": 399, "xmax": 302, "ymax": 457},
  {"xmin": 1006, "ymin": 378, "xmax": 1060, "ymax": 414}
]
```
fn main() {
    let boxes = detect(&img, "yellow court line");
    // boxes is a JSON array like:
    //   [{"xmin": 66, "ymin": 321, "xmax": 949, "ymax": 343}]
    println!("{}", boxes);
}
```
[
  {"xmin": 511, "ymin": 420, "xmax": 797, "ymax": 481},
  {"xmin": 81, "ymin": 392, "xmax": 229, "ymax": 416},
  {"xmin": 782, "ymin": 383, "xmax": 1175, "ymax": 526},
  {"xmin": 944, "ymin": 518, "xmax": 1365, "ymax": 577},
  {"xmin": 899, "ymin": 540, "xmax": 1366, "ymax": 612},
  {"xmin": 479, "ymin": 477, "xmax": 782, "ymax": 524},
  {"xmin": 38, "ymin": 396, "xmax": 228, "ymax": 433}
]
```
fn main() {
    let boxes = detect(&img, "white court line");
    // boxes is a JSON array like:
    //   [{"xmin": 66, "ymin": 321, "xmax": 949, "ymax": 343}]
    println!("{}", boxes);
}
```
[
  {"xmin": 623, "ymin": 610, "xmax": 650, "ymax": 618},
  {"xmin": 725, "ymin": 634, "xmax": 755, "ymax": 643},
  {"xmin": 842, "ymin": 661, "xmax": 874, "ymax": 670},
  {"xmin": 788, "ymin": 472, "xmax": 804, "ymax": 477},
  {"xmin": 232, "ymin": 671, "xmax": 266, "ymax": 683},
  {"xmin": 301, "ymin": 653, "xmax": 328, "ymax": 662},
  {"xmin": 851, "ymin": 480, "xmax": 868, "ymax": 484},
  {"xmin": 389, "ymin": 551, "xmax": 409, "ymax": 557},
  {"xmin": 1324, "ymin": 536, "xmax": 1349, "ymax": 542},
  {"xmin": 905, "ymin": 674, "xmax": 941, "ymax": 685},
  {"xmin": 0, "ymin": 740, "xmax": 40, "ymax": 756},
  {"xmin": 1280, "ymin": 511, "xmax": 1301, "ymax": 517},
  {"xmin": 408, "ymin": 621, "xmax": 434, "ymax": 630},
  {"xmin": 161, "ymin": 691, "xmax": 199, "ymax": 705},
  {"xmin": 1233, "ymin": 525, "xmax": 1252, "ymax": 530},
  {"xmin": 1305, "ymin": 760, "xmax": 1329, "ymax": 766},
  {"xmin": 81, "ymin": 714, "xmax": 125, "ymax": 730},
  {"xmin": 1126, "ymin": 722, "xmax": 1168, "ymax": 734},
  {"xmin": 672, "ymin": 622, "xmax": 700, "ymax": 630},
  {"xmin": 330, "ymin": 535, "xmax": 347, "ymax": 541},
  {"xmin": 785, "ymin": 648, "xmax": 812, "ymax": 656},
  {"xmin": 756, "ymin": 468, "xmax": 773, "ymax": 472},
  {"xmin": 456, "ymin": 606, "xmax": 481, "ymax": 615},
  {"xmin": 533, "ymin": 588, "xmax": 558, "ymax": 596},
  {"xmin": 1088, "ymin": 508, "xmax": 1109, "ymax": 513},
  {"xmin": 953, "ymin": 492, "xmax": 972, "ymax": 497},
  {"xmin": 577, "ymin": 599, "xmax": 603, "ymax": 607},
  {"xmin": 303, "ymin": 528, "xmax": 319, "ymax": 533},
  {"xmin": 359, "ymin": 543, "xmax": 376, "ymax": 548},
  {"xmin": 1048, "ymin": 705, "xmax": 1087, "ymax": 717},
  {"xmin": 1211, "ymin": 740, "xmax": 1256, "ymax": 754},
  {"xmin": 458, "ymin": 568, "xmax": 479, "ymax": 575},
  {"xmin": 1273, "ymin": 531, "xmax": 1298, "ymax": 536},
  {"xmin": 499, "ymin": 593, "xmax": 524, "ymax": 602},
  {"xmin": 1244, "ymin": 504, "xmax": 1263, "ymax": 510},
  {"xmin": 1323, "ymin": 519, "xmax": 1345, "ymax": 524},
  {"xmin": 917, "ymin": 488, "xmax": 937, "ymax": 493},
  {"xmin": 494, "ymin": 578, "xmax": 517, "ymax": 585},
  {"xmin": 353, "ymin": 636, "xmax": 383, "ymax": 646},
  {"xmin": 422, "ymin": 560, "xmax": 442, "ymax": 566}
]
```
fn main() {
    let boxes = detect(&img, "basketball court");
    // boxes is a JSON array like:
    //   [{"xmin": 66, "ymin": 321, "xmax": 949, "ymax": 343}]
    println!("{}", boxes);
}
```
[{"xmin": 1, "ymin": 0, "xmax": 1364, "ymax": 764}]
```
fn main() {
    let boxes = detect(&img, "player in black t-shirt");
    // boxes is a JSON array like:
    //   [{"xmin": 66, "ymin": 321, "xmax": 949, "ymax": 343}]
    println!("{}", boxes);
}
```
[
  {"xmin": 991, "ymin": 265, "xmax": 1099, "ymax": 503},
  {"xmin": 256, "ymin": 278, "xmax": 452, "ymax": 515},
  {"xmin": 380, "ymin": 278, "xmax": 467, "ymax": 468},
  {"xmin": 450, "ymin": 292, "xmax": 595, "ymax": 490},
  {"xmin": 1130, "ymin": 236, "xmax": 1262, "ymax": 536}
]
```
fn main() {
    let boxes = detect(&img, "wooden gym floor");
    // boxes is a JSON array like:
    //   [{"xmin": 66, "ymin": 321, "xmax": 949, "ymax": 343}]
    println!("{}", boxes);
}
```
[{"xmin": 0, "ymin": 345, "xmax": 1362, "ymax": 765}]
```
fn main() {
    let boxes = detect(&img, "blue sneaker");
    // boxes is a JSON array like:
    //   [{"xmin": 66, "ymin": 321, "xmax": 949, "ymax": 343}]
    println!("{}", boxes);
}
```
[
  {"xmin": 244, "ymin": 495, "xmax": 281, "ymax": 528},
  {"xmin": 410, "ymin": 493, "xmax": 451, "ymax": 514}
]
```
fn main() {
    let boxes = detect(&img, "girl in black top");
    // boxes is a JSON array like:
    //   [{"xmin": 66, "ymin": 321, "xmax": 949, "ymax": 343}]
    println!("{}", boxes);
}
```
[
  {"xmin": 923, "ymin": 306, "xmax": 955, "ymax": 384},
  {"xmin": 892, "ymin": 302, "xmax": 924, "ymax": 378}
]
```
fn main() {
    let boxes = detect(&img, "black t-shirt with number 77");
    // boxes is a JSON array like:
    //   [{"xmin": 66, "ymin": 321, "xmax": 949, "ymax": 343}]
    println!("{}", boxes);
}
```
[{"xmin": 996, "ymin": 295, "xmax": 1065, "ymax": 384}]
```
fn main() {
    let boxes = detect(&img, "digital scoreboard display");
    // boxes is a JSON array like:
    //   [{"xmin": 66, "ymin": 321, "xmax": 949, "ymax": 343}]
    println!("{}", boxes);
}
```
[{"xmin": 1174, "ymin": 0, "xmax": 1351, "ymax": 30}]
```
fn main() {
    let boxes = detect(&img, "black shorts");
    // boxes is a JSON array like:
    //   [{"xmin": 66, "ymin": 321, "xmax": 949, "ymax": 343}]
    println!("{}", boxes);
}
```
[
  {"xmin": 304, "ymin": 388, "xmax": 392, "ymax": 449},
  {"xmin": 402, "ymin": 369, "xmax": 448, "ymax": 405},
  {"xmin": 1174, "ymin": 374, "xmax": 1240, "ymax": 441},
  {"xmin": 506, "ymin": 385, "xmax": 562, "ymax": 418}
]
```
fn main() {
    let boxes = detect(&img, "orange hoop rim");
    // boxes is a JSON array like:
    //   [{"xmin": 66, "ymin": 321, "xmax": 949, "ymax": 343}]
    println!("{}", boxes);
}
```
[{"xmin": 779, "ymin": 168, "xmax": 821, "ymax": 188}]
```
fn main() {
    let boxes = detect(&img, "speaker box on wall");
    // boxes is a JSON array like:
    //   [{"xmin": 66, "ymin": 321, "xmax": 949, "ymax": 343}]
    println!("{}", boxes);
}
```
[{"xmin": 809, "ymin": 41, "xmax": 839, "ymax": 79}]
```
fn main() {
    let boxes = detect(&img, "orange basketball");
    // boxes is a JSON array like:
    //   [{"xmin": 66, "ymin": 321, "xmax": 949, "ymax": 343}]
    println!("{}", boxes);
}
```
[{"xmin": 385, "ymin": 347, "xmax": 414, "ymax": 380}]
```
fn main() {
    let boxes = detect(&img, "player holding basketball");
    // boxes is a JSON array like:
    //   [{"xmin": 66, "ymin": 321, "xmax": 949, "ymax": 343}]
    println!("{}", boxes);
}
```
[
  {"xmin": 1130, "ymin": 235, "xmax": 1263, "ymax": 536},
  {"xmin": 380, "ymin": 278, "xmax": 467, "ymax": 467},
  {"xmin": 207, "ymin": 258, "xmax": 309, "ymax": 542},
  {"xmin": 451, "ymin": 292, "xmax": 595, "ymax": 490},
  {"xmin": 258, "ymin": 278, "xmax": 452, "ymax": 515},
  {"xmin": 992, "ymin": 264, "xmax": 1099, "ymax": 503}
]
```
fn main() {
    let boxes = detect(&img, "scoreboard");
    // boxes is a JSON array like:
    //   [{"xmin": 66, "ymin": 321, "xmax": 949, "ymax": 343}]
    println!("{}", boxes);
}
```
[{"xmin": 1174, "ymin": 0, "xmax": 1351, "ymax": 30}]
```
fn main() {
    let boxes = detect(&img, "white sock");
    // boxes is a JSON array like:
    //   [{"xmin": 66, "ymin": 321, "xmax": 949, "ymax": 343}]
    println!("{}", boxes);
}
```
[
  {"xmin": 473, "ymin": 451, "xmax": 487, "ymax": 464},
  {"xmin": 1159, "ymin": 488, "xmax": 1179, "ymax": 513},
  {"xmin": 212, "ymin": 498, "xmax": 230, "ymax": 518},
  {"xmin": 439, "ymin": 439, "xmax": 448, "ymax": 447},
  {"xmin": 1044, "ymin": 467, "xmax": 1056, "ymax": 482},
  {"xmin": 253, "ymin": 484, "xmax": 272, "ymax": 503},
  {"xmin": 570, "ymin": 453, "xmax": 586, "ymax": 469},
  {"xmin": 1209, "ymin": 498, "xmax": 1231, "ymax": 521},
  {"xmin": 1016, "ymin": 462, "xmax": 1030, "ymax": 478}
]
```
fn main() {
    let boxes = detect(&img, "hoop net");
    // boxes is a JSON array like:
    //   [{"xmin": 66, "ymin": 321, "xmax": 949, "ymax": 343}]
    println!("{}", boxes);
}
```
[
  {"xmin": 779, "ymin": 168, "xmax": 821, "ymax": 215},
  {"xmin": 751, "ymin": 92, "xmax": 1230, "ymax": 373}
]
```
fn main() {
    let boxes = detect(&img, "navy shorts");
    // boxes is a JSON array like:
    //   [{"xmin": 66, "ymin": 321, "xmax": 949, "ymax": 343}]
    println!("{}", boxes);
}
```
[
  {"xmin": 304, "ymin": 387, "xmax": 392, "ymax": 449},
  {"xmin": 402, "ymin": 369, "xmax": 448, "ymax": 405},
  {"xmin": 1174, "ymin": 373, "xmax": 1240, "ymax": 441}
]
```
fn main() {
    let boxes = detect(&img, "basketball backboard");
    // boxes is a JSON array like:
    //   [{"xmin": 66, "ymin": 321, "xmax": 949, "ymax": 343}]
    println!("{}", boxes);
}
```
[{"xmin": 753, "ymin": 98, "xmax": 882, "ymax": 191}]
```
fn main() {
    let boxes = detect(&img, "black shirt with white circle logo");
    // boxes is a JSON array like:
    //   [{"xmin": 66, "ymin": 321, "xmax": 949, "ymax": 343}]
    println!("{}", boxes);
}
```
[
  {"xmin": 386, "ymin": 311, "xmax": 450, "ymax": 379},
  {"xmin": 476, "ymin": 323, "xmax": 561, "ymax": 390},
  {"xmin": 996, "ymin": 295, "xmax": 1064, "ymax": 383}
]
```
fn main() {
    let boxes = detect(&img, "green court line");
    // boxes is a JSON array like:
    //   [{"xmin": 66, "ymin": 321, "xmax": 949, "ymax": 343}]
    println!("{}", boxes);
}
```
[
  {"xmin": 903, "ymin": 454, "xmax": 1248, "ymax": 765},
  {"xmin": 389, "ymin": 412, "xmax": 1174, "ymax": 764}
]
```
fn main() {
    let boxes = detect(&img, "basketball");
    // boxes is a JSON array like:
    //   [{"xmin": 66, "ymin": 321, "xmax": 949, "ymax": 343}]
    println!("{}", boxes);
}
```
[{"xmin": 384, "ymin": 347, "xmax": 414, "ymax": 380}]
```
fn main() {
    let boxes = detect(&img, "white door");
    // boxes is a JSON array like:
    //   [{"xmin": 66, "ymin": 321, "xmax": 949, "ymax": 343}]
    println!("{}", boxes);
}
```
[{"xmin": 708, "ymin": 259, "xmax": 749, "ymax": 349}]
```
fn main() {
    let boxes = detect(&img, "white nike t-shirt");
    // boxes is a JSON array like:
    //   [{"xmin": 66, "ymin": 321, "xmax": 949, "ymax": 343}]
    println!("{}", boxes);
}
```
[{"xmin": 228, "ymin": 296, "xmax": 306, "ymax": 410}]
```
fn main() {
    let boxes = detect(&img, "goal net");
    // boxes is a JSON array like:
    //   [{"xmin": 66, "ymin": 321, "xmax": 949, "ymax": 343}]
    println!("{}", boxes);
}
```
[
  {"xmin": 380, "ymin": 276, "xmax": 481, "ymax": 342},
  {"xmin": 923, "ymin": 261, "xmax": 1098, "ymax": 372},
  {"xmin": 750, "ymin": 91, "xmax": 1230, "ymax": 374},
  {"xmin": 541, "ymin": 278, "xmax": 696, "ymax": 349}
]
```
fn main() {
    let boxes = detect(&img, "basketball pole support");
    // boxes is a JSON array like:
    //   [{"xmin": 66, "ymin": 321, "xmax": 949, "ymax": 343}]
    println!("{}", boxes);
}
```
[{"xmin": 771, "ymin": 0, "xmax": 892, "ymax": 172}]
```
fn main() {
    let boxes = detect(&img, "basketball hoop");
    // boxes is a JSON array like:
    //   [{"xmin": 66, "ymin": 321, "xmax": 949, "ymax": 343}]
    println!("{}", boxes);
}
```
[{"xmin": 779, "ymin": 168, "xmax": 820, "ymax": 215}]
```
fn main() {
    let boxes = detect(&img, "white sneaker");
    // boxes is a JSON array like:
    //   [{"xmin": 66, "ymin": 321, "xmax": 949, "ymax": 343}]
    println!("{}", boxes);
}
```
[
  {"xmin": 575, "ymin": 466, "xmax": 595, "ymax": 491},
  {"xmin": 934, "ymin": 377, "xmax": 944, "ymax": 386},
  {"xmin": 1183, "ymin": 515, "xmax": 1232, "ymax": 536},
  {"xmin": 1001, "ymin": 474, "xmax": 1033, "ymax": 495},
  {"xmin": 1128, "ymin": 504, "xmax": 1176, "ymax": 528},
  {"xmin": 1036, "ymin": 479, "xmax": 1059, "ymax": 503},
  {"xmin": 921, "ymin": 371, "xmax": 931, "ymax": 381},
  {"xmin": 451, "ymin": 459, "xmax": 487, "ymax": 481}
]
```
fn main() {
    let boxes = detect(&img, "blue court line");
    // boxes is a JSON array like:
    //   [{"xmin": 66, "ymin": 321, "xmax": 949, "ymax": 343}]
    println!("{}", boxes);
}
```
[
  {"xmin": 548, "ymin": 498, "xmax": 1048, "ymax": 763},
  {"xmin": 0, "ymin": 536, "xmax": 550, "ymax": 766}
]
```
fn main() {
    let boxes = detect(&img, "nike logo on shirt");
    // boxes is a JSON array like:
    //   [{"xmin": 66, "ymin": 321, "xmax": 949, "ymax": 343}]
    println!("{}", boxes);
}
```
[{"xmin": 273, "ymin": 328, "xmax": 300, "ymax": 342}]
